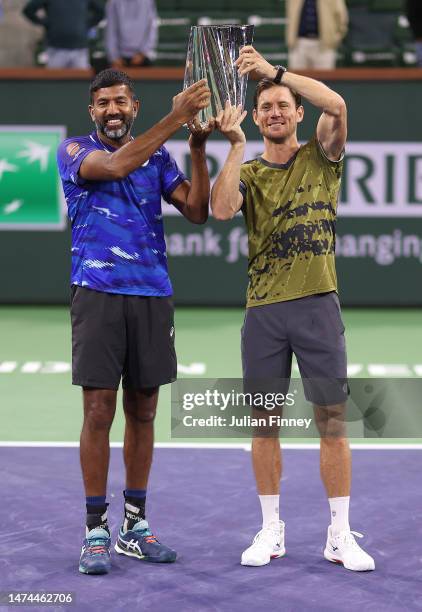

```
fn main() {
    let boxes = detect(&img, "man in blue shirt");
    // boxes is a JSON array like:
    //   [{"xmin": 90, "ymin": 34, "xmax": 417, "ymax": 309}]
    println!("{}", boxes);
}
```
[{"xmin": 57, "ymin": 69, "xmax": 211, "ymax": 574}]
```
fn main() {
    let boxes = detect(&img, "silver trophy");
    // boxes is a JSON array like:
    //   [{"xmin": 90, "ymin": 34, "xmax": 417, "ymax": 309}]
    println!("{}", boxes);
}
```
[{"xmin": 184, "ymin": 25, "xmax": 254, "ymax": 126}]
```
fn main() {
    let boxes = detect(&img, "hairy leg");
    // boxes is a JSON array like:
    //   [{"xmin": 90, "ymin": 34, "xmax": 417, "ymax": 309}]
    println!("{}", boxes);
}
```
[
  {"xmin": 315, "ymin": 404, "xmax": 351, "ymax": 498},
  {"xmin": 251, "ymin": 408, "xmax": 282, "ymax": 495}
]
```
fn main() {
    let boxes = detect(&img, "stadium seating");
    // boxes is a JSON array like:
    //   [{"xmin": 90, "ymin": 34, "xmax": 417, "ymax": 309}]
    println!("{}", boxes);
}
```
[
  {"xmin": 32, "ymin": 0, "xmax": 416, "ymax": 70},
  {"xmin": 155, "ymin": 0, "xmax": 287, "ymax": 66},
  {"xmin": 369, "ymin": 0, "xmax": 404, "ymax": 11},
  {"xmin": 342, "ymin": 2, "xmax": 416, "ymax": 67},
  {"xmin": 155, "ymin": 0, "xmax": 415, "ymax": 68}
]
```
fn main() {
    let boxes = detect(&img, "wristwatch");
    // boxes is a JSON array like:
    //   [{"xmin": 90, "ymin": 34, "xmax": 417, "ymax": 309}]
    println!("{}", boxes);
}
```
[{"xmin": 273, "ymin": 65, "xmax": 287, "ymax": 84}]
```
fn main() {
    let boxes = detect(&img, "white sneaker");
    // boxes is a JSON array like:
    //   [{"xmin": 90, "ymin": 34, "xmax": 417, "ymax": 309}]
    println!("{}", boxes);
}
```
[
  {"xmin": 241, "ymin": 520, "xmax": 285, "ymax": 566},
  {"xmin": 324, "ymin": 526, "xmax": 375, "ymax": 571}
]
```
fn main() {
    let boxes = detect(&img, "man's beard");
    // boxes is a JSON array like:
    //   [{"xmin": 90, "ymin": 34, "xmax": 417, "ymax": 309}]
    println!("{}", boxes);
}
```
[{"xmin": 96, "ymin": 115, "xmax": 134, "ymax": 141}]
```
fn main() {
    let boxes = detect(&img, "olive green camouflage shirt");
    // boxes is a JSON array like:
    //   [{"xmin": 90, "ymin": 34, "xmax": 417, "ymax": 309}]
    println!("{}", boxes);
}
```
[{"xmin": 239, "ymin": 135, "xmax": 343, "ymax": 308}]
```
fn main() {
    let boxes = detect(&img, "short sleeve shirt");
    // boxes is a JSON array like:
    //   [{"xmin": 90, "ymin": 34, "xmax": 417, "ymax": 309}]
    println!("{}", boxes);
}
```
[
  {"xmin": 57, "ymin": 131, "xmax": 187, "ymax": 296},
  {"xmin": 240, "ymin": 135, "xmax": 343, "ymax": 307}
]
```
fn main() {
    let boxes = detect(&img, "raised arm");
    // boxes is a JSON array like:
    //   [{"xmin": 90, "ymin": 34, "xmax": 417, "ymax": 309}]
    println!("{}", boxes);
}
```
[
  {"xmin": 236, "ymin": 46, "xmax": 347, "ymax": 161},
  {"xmin": 282, "ymin": 72, "xmax": 346, "ymax": 161},
  {"xmin": 211, "ymin": 102, "xmax": 247, "ymax": 221},
  {"xmin": 169, "ymin": 118, "xmax": 215, "ymax": 224},
  {"xmin": 79, "ymin": 80, "xmax": 211, "ymax": 181}
]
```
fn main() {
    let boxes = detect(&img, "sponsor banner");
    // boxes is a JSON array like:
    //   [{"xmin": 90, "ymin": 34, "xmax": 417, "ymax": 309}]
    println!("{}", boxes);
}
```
[
  {"xmin": 164, "ymin": 140, "xmax": 422, "ymax": 218},
  {"xmin": 0, "ymin": 126, "xmax": 66, "ymax": 230},
  {"xmin": 164, "ymin": 218, "xmax": 422, "ymax": 267},
  {"xmin": 2, "ymin": 132, "xmax": 420, "ymax": 231},
  {"xmin": 163, "ymin": 217, "xmax": 422, "ymax": 305}
]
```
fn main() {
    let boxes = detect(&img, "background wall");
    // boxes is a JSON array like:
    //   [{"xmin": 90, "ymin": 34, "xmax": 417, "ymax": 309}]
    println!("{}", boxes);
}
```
[{"xmin": 1, "ymin": 73, "xmax": 422, "ymax": 305}]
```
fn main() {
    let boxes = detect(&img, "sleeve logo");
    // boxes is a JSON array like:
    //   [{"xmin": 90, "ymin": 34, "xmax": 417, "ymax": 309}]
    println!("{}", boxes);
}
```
[{"xmin": 66, "ymin": 142, "xmax": 80, "ymax": 158}]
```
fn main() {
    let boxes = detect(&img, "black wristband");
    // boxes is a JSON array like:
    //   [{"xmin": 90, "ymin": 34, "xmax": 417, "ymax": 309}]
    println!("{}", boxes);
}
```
[{"xmin": 273, "ymin": 65, "xmax": 287, "ymax": 84}]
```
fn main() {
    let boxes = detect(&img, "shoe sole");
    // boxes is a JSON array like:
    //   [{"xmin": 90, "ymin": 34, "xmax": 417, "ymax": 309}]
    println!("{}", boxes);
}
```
[
  {"xmin": 79, "ymin": 564, "xmax": 110, "ymax": 575},
  {"xmin": 114, "ymin": 542, "xmax": 177, "ymax": 563},
  {"xmin": 324, "ymin": 549, "xmax": 375, "ymax": 571},
  {"xmin": 241, "ymin": 548, "xmax": 286, "ymax": 567}
]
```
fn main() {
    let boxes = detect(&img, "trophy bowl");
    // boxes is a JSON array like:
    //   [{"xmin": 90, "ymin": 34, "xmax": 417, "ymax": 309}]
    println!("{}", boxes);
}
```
[{"xmin": 184, "ymin": 25, "xmax": 254, "ymax": 126}]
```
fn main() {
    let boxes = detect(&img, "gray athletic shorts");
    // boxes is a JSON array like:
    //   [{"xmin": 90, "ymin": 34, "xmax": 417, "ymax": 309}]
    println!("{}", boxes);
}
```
[{"xmin": 241, "ymin": 292, "xmax": 348, "ymax": 406}]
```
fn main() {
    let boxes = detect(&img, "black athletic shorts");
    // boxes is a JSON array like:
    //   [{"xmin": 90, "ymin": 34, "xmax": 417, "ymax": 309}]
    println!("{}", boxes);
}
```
[
  {"xmin": 70, "ymin": 285, "xmax": 177, "ymax": 390},
  {"xmin": 241, "ymin": 292, "xmax": 348, "ymax": 406}
]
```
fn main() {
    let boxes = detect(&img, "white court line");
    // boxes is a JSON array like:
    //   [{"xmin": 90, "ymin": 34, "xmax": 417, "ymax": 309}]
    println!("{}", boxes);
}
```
[
  {"xmin": 0, "ymin": 441, "xmax": 250, "ymax": 450},
  {"xmin": 0, "ymin": 441, "xmax": 422, "ymax": 450}
]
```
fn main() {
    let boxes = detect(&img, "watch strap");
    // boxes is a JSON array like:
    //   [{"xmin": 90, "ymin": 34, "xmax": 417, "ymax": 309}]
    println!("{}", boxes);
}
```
[{"xmin": 273, "ymin": 65, "xmax": 287, "ymax": 84}]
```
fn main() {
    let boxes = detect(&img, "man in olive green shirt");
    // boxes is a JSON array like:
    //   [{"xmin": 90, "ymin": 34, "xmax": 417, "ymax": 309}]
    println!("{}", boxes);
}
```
[{"xmin": 211, "ymin": 46, "xmax": 375, "ymax": 572}]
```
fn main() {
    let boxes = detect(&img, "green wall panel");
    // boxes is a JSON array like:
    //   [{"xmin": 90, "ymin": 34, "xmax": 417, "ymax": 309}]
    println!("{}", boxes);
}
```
[{"xmin": 1, "ymin": 77, "xmax": 422, "ymax": 304}]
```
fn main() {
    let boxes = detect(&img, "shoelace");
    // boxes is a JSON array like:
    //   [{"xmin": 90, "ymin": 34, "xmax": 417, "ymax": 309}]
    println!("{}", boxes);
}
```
[
  {"xmin": 132, "ymin": 526, "xmax": 158, "ymax": 544},
  {"xmin": 336, "ymin": 530, "xmax": 364, "ymax": 550},
  {"xmin": 252, "ymin": 525, "xmax": 281, "ymax": 549},
  {"xmin": 87, "ymin": 539, "xmax": 109, "ymax": 555}
]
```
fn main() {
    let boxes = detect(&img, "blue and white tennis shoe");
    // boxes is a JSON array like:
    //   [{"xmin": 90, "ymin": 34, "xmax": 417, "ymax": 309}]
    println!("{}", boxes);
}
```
[
  {"xmin": 79, "ymin": 527, "xmax": 111, "ymax": 574},
  {"xmin": 115, "ymin": 519, "xmax": 177, "ymax": 563}
]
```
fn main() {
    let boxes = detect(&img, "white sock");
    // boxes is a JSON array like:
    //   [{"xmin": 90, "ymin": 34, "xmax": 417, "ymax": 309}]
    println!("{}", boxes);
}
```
[
  {"xmin": 258, "ymin": 495, "xmax": 280, "ymax": 529},
  {"xmin": 328, "ymin": 496, "xmax": 350, "ymax": 535}
]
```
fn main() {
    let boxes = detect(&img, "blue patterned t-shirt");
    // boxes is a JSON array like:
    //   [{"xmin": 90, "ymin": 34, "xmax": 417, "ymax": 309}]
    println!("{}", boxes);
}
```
[{"xmin": 57, "ymin": 131, "xmax": 186, "ymax": 296}]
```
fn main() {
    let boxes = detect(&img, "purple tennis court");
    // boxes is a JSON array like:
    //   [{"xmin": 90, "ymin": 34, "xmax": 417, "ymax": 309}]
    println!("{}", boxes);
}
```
[{"xmin": 1, "ymin": 446, "xmax": 421, "ymax": 611}]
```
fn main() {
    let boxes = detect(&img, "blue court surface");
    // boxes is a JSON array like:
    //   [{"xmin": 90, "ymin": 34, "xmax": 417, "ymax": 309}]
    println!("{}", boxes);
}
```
[{"xmin": 1, "ymin": 446, "xmax": 421, "ymax": 611}]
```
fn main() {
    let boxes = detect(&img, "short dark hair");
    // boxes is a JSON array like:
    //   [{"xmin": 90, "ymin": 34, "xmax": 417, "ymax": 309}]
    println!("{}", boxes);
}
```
[
  {"xmin": 253, "ymin": 79, "xmax": 302, "ymax": 110},
  {"xmin": 89, "ymin": 69, "xmax": 136, "ymax": 103}
]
